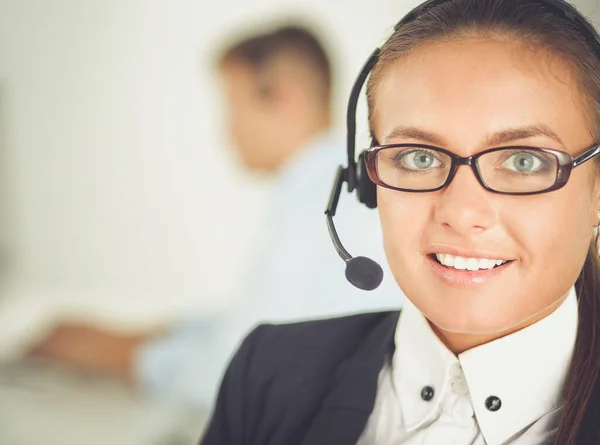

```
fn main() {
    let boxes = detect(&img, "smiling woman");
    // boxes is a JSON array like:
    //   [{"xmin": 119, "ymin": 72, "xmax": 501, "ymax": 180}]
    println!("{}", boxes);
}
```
[{"xmin": 201, "ymin": 1, "xmax": 600, "ymax": 445}]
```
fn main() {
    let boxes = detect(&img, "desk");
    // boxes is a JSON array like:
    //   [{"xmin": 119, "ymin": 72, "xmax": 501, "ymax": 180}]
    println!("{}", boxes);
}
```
[{"xmin": 0, "ymin": 361, "xmax": 208, "ymax": 445}]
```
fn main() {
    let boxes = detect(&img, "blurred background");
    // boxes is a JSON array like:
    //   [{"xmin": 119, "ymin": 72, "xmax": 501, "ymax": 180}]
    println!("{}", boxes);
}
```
[{"xmin": 0, "ymin": 0, "xmax": 598, "ymax": 444}]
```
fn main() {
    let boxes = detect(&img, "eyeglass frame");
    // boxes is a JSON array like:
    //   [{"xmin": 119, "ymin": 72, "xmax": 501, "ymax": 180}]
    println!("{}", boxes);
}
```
[{"xmin": 363, "ymin": 142, "xmax": 600, "ymax": 196}]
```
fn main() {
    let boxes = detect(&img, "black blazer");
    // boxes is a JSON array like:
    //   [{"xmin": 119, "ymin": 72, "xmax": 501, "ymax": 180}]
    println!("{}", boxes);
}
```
[{"xmin": 200, "ymin": 310, "xmax": 400, "ymax": 445}]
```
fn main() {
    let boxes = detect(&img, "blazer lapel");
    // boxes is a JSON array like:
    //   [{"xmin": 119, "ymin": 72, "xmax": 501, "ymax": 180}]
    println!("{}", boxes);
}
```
[{"xmin": 299, "ymin": 311, "xmax": 399, "ymax": 445}]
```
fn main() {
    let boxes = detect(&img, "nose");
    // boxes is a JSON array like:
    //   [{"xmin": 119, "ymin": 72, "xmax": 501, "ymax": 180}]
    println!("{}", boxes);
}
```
[{"xmin": 433, "ymin": 165, "xmax": 496, "ymax": 236}]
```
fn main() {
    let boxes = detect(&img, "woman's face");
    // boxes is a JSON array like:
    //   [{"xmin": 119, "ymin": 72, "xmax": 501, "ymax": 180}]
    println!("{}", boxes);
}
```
[{"xmin": 373, "ymin": 38, "xmax": 600, "ymax": 336}]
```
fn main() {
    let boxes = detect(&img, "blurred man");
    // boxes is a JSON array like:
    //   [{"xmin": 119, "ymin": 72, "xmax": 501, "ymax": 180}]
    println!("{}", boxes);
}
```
[{"xmin": 28, "ymin": 24, "xmax": 403, "ymax": 409}]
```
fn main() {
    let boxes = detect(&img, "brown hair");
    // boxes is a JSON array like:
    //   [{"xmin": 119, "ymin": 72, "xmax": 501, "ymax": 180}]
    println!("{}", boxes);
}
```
[
  {"xmin": 218, "ymin": 24, "xmax": 332, "ymax": 102},
  {"xmin": 365, "ymin": 1, "xmax": 600, "ymax": 443}
]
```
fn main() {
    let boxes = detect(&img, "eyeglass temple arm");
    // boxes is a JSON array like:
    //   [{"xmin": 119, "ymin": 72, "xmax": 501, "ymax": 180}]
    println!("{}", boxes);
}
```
[{"xmin": 573, "ymin": 143, "xmax": 600, "ymax": 167}]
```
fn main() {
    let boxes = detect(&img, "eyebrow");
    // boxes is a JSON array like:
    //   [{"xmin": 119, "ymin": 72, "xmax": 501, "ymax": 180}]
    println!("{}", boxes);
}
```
[
  {"xmin": 383, "ymin": 127, "xmax": 445, "ymax": 145},
  {"xmin": 487, "ymin": 125, "xmax": 565, "ymax": 148},
  {"xmin": 383, "ymin": 125, "xmax": 565, "ymax": 148}
]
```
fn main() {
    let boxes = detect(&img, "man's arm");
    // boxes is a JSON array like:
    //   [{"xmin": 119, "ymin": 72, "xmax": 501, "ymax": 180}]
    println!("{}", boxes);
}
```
[
  {"xmin": 26, "ymin": 323, "xmax": 163, "ymax": 381},
  {"xmin": 25, "ymin": 315, "xmax": 252, "ymax": 411}
]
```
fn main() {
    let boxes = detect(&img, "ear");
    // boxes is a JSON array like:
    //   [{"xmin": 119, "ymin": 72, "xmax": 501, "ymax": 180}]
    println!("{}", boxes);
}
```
[{"xmin": 592, "ymin": 172, "xmax": 600, "ymax": 227}]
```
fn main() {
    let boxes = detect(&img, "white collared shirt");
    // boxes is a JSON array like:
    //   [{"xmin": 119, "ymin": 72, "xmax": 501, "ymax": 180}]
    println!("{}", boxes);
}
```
[{"xmin": 357, "ymin": 288, "xmax": 578, "ymax": 445}]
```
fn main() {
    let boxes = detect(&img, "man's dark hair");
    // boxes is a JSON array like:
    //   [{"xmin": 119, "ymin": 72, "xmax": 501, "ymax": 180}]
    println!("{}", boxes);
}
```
[{"xmin": 218, "ymin": 24, "xmax": 332, "ymax": 100}]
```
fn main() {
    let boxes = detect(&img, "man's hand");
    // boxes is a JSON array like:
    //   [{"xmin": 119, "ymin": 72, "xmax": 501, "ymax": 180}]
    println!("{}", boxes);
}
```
[{"xmin": 26, "ymin": 323, "xmax": 162, "ymax": 382}]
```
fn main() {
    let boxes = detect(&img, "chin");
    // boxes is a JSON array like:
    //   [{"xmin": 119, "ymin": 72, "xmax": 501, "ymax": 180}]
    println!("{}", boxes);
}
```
[
  {"xmin": 423, "ymin": 298, "xmax": 525, "ymax": 336},
  {"xmin": 408, "ymin": 284, "xmax": 515, "ymax": 333},
  {"xmin": 240, "ymin": 157, "xmax": 266, "ymax": 172}
]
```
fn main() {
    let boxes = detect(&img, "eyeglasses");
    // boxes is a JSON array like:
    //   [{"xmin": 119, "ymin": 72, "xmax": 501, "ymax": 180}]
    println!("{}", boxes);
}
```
[{"xmin": 363, "ymin": 143, "xmax": 600, "ymax": 195}]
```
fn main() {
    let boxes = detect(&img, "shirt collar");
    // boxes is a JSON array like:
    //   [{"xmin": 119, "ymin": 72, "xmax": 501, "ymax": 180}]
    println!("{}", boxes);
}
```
[
  {"xmin": 393, "ymin": 297, "xmax": 458, "ymax": 431},
  {"xmin": 392, "ymin": 287, "xmax": 578, "ymax": 445}
]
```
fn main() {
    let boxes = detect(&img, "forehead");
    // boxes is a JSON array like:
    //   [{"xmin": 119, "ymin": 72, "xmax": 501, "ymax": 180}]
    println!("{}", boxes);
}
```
[
  {"xmin": 372, "ymin": 38, "xmax": 591, "ymax": 152},
  {"xmin": 219, "ymin": 61, "xmax": 258, "ymax": 99}
]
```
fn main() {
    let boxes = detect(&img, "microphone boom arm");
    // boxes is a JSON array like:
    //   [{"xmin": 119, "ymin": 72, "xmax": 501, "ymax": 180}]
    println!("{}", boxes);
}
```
[{"xmin": 325, "ymin": 166, "xmax": 352, "ymax": 262}]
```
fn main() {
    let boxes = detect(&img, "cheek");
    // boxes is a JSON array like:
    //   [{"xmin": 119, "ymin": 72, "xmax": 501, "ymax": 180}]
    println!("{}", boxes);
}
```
[
  {"xmin": 229, "ymin": 109, "xmax": 249, "ymax": 142},
  {"xmin": 377, "ymin": 188, "xmax": 431, "ymax": 274},
  {"xmin": 230, "ymin": 101, "xmax": 261, "ymax": 136},
  {"xmin": 243, "ymin": 111, "xmax": 272, "ymax": 143},
  {"xmin": 511, "ymin": 174, "xmax": 596, "ymax": 274}
]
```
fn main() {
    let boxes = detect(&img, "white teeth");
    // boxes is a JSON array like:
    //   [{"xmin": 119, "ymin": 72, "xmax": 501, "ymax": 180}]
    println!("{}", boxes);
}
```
[
  {"xmin": 435, "ymin": 253, "xmax": 507, "ymax": 271},
  {"xmin": 478, "ymin": 259, "xmax": 493, "ymax": 269},
  {"xmin": 454, "ymin": 256, "xmax": 467, "ymax": 270},
  {"xmin": 466, "ymin": 258, "xmax": 479, "ymax": 271}
]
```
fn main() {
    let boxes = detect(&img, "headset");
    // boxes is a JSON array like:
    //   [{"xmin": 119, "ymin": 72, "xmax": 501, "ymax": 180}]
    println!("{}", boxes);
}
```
[{"xmin": 325, "ymin": 0, "xmax": 600, "ymax": 291}]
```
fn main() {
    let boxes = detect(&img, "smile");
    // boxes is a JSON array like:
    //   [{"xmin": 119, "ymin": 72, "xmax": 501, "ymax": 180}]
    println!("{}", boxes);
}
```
[
  {"xmin": 427, "ymin": 253, "xmax": 514, "ymax": 287},
  {"xmin": 434, "ymin": 253, "xmax": 509, "ymax": 271}
]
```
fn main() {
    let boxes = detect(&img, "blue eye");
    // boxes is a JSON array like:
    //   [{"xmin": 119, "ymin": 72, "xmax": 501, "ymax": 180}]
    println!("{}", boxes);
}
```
[
  {"xmin": 398, "ymin": 150, "xmax": 442, "ymax": 170},
  {"xmin": 501, "ymin": 151, "xmax": 548, "ymax": 173}
]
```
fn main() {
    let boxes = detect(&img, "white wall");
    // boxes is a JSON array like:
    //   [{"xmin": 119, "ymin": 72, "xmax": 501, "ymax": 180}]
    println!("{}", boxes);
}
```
[
  {"xmin": 0, "ymin": 0, "xmax": 426, "ymax": 327},
  {"xmin": 0, "ymin": 0, "xmax": 597, "ymax": 327}
]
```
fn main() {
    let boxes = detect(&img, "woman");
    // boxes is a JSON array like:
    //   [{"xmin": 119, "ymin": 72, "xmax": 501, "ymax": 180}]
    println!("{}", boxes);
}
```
[{"xmin": 201, "ymin": 0, "xmax": 600, "ymax": 444}]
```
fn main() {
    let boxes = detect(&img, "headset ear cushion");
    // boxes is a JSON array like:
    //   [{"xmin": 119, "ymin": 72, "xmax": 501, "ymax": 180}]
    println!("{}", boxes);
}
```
[{"xmin": 357, "ymin": 152, "xmax": 377, "ymax": 209}]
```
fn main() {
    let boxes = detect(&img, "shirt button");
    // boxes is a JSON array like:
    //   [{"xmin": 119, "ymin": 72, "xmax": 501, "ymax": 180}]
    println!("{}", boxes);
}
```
[
  {"xmin": 421, "ymin": 386, "xmax": 435, "ymax": 401},
  {"xmin": 485, "ymin": 396, "xmax": 502, "ymax": 412}
]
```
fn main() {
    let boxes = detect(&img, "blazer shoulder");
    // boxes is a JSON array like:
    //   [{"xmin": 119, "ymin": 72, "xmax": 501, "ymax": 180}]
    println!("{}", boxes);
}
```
[
  {"xmin": 244, "ymin": 311, "xmax": 400, "ymax": 396},
  {"xmin": 201, "ymin": 311, "xmax": 400, "ymax": 445}
]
